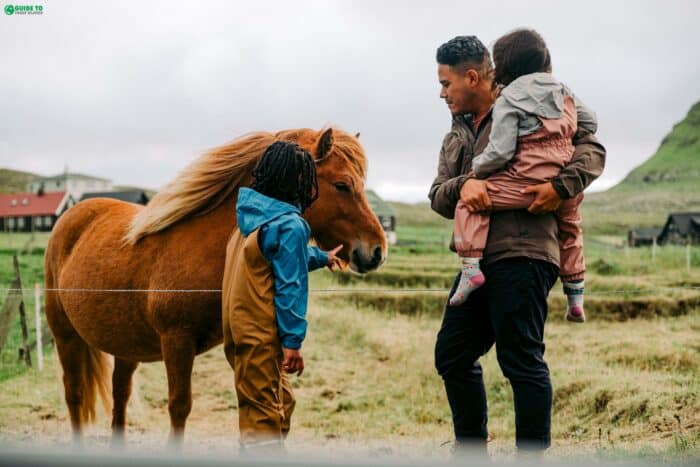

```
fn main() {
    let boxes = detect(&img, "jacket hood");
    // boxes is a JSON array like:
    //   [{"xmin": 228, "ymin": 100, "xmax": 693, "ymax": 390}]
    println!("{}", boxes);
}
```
[
  {"xmin": 236, "ymin": 187, "xmax": 301, "ymax": 236},
  {"xmin": 500, "ymin": 72, "xmax": 566, "ymax": 119}
]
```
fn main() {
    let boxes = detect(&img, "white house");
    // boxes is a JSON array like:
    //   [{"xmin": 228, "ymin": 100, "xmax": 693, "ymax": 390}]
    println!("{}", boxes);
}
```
[{"xmin": 26, "ymin": 172, "xmax": 113, "ymax": 200}]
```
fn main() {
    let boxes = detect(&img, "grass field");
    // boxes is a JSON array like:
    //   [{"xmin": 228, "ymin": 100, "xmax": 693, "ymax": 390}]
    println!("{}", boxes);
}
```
[
  {"xmin": 0, "ymin": 302, "xmax": 697, "ymax": 463},
  {"xmin": 0, "ymin": 204, "xmax": 699, "ymax": 462}
]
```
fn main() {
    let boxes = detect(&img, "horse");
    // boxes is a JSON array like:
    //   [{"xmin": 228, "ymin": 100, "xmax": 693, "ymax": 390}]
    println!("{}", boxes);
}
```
[{"xmin": 44, "ymin": 127, "xmax": 387, "ymax": 447}]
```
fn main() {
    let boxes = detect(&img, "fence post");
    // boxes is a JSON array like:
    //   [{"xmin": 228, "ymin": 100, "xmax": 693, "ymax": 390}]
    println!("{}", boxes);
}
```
[
  {"xmin": 34, "ymin": 283, "xmax": 43, "ymax": 371},
  {"xmin": 687, "ymin": 243, "xmax": 692, "ymax": 273},
  {"xmin": 13, "ymin": 255, "xmax": 32, "ymax": 367},
  {"xmin": 652, "ymin": 237, "xmax": 657, "ymax": 263}
]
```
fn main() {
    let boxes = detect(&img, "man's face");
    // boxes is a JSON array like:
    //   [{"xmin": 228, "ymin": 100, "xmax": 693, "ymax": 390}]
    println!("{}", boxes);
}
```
[{"xmin": 438, "ymin": 63, "xmax": 494, "ymax": 116}]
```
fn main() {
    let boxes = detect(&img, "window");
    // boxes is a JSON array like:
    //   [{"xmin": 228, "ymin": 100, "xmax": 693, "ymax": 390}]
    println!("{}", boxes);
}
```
[
  {"xmin": 35, "ymin": 217, "xmax": 42, "ymax": 228},
  {"xmin": 44, "ymin": 216, "xmax": 53, "ymax": 228},
  {"xmin": 17, "ymin": 217, "xmax": 25, "ymax": 229},
  {"xmin": 8, "ymin": 218, "xmax": 15, "ymax": 229}
]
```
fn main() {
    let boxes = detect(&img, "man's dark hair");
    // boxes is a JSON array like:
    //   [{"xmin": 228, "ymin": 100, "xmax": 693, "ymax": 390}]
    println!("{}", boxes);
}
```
[
  {"xmin": 252, "ymin": 141, "xmax": 319, "ymax": 212},
  {"xmin": 436, "ymin": 35, "xmax": 491, "ymax": 75},
  {"xmin": 493, "ymin": 29, "xmax": 551, "ymax": 86}
]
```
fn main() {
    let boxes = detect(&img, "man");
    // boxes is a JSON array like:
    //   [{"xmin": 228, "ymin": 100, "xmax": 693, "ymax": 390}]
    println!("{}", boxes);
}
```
[{"xmin": 429, "ymin": 36, "xmax": 605, "ymax": 453}]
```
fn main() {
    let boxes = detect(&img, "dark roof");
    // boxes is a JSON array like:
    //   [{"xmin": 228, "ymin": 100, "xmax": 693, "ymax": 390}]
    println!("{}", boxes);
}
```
[
  {"xmin": 365, "ymin": 190, "xmax": 395, "ymax": 217},
  {"xmin": 80, "ymin": 191, "xmax": 149, "ymax": 204},
  {"xmin": 665, "ymin": 212, "xmax": 700, "ymax": 233},
  {"xmin": 658, "ymin": 212, "xmax": 700, "ymax": 241}
]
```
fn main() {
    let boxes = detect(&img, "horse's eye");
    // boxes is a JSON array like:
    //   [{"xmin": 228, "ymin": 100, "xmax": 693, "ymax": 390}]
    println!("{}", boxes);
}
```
[{"xmin": 334, "ymin": 182, "xmax": 351, "ymax": 193}]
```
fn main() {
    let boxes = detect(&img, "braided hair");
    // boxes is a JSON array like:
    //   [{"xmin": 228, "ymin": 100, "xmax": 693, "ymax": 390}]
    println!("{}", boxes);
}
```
[{"xmin": 251, "ymin": 141, "xmax": 319, "ymax": 212}]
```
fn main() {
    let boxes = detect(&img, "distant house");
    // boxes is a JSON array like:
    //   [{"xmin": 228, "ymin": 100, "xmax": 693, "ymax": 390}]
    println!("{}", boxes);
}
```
[
  {"xmin": 26, "ymin": 171, "xmax": 112, "ymax": 200},
  {"xmin": 657, "ymin": 212, "xmax": 700, "ymax": 245},
  {"xmin": 365, "ymin": 190, "xmax": 397, "ymax": 245},
  {"xmin": 80, "ymin": 190, "xmax": 150, "ymax": 205},
  {"xmin": 0, "ymin": 191, "xmax": 76, "ymax": 232},
  {"xmin": 628, "ymin": 227, "xmax": 662, "ymax": 247}
]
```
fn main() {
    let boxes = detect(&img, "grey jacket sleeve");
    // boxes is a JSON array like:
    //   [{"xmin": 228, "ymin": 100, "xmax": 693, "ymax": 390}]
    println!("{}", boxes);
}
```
[
  {"xmin": 428, "ymin": 132, "xmax": 468, "ymax": 219},
  {"xmin": 471, "ymin": 96, "xmax": 519, "ymax": 178}
]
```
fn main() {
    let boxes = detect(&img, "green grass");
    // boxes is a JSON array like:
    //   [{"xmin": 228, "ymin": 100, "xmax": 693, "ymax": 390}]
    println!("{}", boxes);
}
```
[
  {"xmin": 0, "ymin": 245, "xmax": 47, "ymax": 382},
  {"xmin": 2, "ymin": 302, "xmax": 696, "ymax": 460}
]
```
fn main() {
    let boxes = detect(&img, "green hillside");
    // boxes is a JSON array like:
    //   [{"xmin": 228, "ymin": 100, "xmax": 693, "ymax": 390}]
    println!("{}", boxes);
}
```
[
  {"xmin": 583, "ymin": 101, "xmax": 700, "ymax": 234},
  {"xmin": 0, "ymin": 168, "xmax": 39, "ymax": 194},
  {"xmin": 615, "ymin": 101, "xmax": 700, "ymax": 191}
]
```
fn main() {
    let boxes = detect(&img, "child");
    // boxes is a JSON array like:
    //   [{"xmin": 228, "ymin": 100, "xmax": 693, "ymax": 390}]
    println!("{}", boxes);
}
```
[
  {"xmin": 449, "ymin": 29, "xmax": 597, "ymax": 323},
  {"xmin": 222, "ymin": 141, "xmax": 343, "ymax": 453}
]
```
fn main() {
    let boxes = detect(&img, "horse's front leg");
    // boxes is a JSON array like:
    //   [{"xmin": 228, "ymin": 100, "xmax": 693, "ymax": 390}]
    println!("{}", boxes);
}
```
[{"xmin": 161, "ymin": 333, "xmax": 196, "ymax": 450}]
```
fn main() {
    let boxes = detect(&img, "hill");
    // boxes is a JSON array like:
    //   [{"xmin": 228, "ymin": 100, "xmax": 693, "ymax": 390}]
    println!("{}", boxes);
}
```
[
  {"xmin": 614, "ymin": 101, "xmax": 700, "ymax": 191},
  {"xmin": 583, "ymin": 101, "xmax": 700, "ymax": 234},
  {"xmin": 0, "ymin": 168, "xmax": 39, "ymax": 194},
  {"xmin": 0, "ymin": 168, "xmax": 156, "ymax": 198}
]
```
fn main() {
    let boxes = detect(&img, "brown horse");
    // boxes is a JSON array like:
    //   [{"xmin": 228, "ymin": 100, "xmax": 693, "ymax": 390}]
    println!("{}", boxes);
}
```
[{"xmin": 44, "ymin": 127, "xmax": 386, "ymax": 447}]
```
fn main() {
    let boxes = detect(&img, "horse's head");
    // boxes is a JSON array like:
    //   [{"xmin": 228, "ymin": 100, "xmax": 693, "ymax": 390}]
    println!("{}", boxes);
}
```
[{"xmin": 295, "ymin": 128, "xmax": 387, "ymax": 273}]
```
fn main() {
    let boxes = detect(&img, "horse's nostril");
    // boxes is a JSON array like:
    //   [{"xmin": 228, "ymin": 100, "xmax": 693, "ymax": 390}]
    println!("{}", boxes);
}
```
[{"xmin": 373, "ymin": 246, "xmax": 382, "ymax": 262}]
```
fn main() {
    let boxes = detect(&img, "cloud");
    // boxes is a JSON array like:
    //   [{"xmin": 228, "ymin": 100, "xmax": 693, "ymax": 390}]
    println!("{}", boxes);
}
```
[{"xmin": 1, "ymin": 0, "xmax": 699, "ymax": 201}]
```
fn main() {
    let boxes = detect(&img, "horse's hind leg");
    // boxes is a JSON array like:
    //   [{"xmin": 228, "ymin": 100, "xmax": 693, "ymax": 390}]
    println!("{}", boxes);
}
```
[
  {"xmin": 52, "ymin": 331, "xmax": 111, "ymax": 446},
  {"xmin": 110, "ymin": 358, "xmax": 139, "ymax": 447},
  {"xmin": 53, "ymin": 334, "xmax": 89, "ymax": 445},
  {"xmin": 161, "ymin": 333, "xmax": 196, "ymax": 449}
]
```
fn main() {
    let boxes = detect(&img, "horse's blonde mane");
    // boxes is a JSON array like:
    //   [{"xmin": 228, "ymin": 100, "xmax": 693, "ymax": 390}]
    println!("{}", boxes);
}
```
[{"xmin": 124, "ymin": 127, "xmax": 366, "ymax": 244}]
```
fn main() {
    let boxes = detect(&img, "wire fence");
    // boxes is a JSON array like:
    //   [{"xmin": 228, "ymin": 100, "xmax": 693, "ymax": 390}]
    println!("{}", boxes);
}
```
[{"xmin": 2, "ymin": 285, "xmax": 700, "ymax": 297}]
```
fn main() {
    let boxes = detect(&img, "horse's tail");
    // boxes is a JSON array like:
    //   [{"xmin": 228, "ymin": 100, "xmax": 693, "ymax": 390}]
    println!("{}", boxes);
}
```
[
  {"xmin": 45, "ymin": 202, "xmax": 114, "ymax": 425},
  {"xmin": 80, "ymin": 346, "xmax": 113, "ymax": 424},
  {"xmin": 45, "ymin": 280, "xmax": 113, "ymax": 425}
]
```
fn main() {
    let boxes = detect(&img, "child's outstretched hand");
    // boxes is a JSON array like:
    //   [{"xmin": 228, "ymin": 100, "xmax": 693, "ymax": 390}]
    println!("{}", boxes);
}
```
[
  {"xmin": 283, "ymin": 347, "xmax": 304, "ymax": 376},
  {"xmin": 326, "ymin": 244, "xmax": 344, "ymax": 272}
]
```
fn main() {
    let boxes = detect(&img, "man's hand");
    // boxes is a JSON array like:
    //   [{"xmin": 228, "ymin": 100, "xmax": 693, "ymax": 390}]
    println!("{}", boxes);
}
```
[
  {"xmin": 282, "ymin": 347, "xmax": 304, "ymax": 376},
  {"xmin": 326, "ymin": 244, "xmax": 344, "ymax": 272},
  {"xmin": 522, "ymin": 182, "xmax": 562, "ymax": 214},
  {"xmin": 460, "ymin": 178, "xmax": 500, "ymax": 213}
]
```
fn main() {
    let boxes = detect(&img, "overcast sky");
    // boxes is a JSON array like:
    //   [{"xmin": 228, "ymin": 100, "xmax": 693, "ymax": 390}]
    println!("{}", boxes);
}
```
[{"xmin": 1, "ymin": 0, "xmax": 699, "ymax": 202}]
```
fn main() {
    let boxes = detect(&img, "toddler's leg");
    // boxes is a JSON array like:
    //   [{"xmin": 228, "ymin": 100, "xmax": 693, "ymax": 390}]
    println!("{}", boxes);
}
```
[
  {"xmin": 555, "ymin": 194, "xmax": 586, "ymax": 323},
  {"xmin": 563, "ymin": 279, "xmax": 585, "ymax": 323},
  {"xmin": 450, "ymin": 201, "xmax": 487, "ymax": 306}
]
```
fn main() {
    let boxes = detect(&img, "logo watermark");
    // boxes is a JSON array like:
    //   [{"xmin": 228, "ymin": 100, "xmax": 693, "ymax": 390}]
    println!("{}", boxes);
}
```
[{"xmin": 4, "ymin": 4, "xmax": 44, "ymax": 15}]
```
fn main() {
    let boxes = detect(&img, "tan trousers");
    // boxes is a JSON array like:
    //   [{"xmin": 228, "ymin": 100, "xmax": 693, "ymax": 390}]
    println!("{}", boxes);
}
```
[{"xmin": 222, "ymin": 229, "xmax": 296, "ymax": 448}]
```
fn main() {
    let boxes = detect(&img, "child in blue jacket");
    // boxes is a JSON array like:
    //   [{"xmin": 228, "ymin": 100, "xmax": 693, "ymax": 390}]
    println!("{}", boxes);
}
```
[{"xmin": 222, "ymin": 141, "xmax": 342, "ymax": 453}]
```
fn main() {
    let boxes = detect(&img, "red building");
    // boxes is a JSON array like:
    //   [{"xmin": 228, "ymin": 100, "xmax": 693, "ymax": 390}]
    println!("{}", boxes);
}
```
[{"xmin": 0, "ymin": 191, "xmax": 75, "ymax": 232}]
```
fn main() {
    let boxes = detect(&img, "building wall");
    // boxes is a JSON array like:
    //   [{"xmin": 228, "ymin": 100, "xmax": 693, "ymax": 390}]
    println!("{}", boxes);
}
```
[
  {"xmin": 27, "ymin": 177, "xmax": 113, "ymax": 199},
  {"xmin": 0, "ymin": 215, "xmax": 55, "ymax": 232}
]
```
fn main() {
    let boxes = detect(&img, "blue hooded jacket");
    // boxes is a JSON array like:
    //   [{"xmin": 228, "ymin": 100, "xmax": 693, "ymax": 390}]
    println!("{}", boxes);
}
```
[{"xmin": 236, "ymin": 187, "xmax": 328, "ymax": 349}]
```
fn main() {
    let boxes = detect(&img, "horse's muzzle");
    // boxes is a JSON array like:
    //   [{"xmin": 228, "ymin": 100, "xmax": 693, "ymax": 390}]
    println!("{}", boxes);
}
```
[{"xmin": 350, "ymin": 245, "xmax": 385, "ymax": 274}]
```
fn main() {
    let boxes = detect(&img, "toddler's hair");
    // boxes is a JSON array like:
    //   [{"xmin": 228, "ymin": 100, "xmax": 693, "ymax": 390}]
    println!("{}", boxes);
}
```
[{"xmin": 493, "ymin": 29, "xmax": 551, "ymax": 86}]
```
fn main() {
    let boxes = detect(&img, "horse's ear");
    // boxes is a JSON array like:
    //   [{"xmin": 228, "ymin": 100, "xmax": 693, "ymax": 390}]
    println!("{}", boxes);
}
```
[
  {"xmin": 355, "ymin": 132, "xmax": 361, "ymax": 139},
  {"xmin": 315, "ymin": 128, "xmax": 334, "ymax": 160}
]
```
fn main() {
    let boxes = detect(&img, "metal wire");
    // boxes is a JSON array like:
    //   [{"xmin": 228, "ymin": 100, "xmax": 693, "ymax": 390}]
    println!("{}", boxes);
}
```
[{"xmin": 1, "ymin": 286, "xmax": 700, "ymax": 297}]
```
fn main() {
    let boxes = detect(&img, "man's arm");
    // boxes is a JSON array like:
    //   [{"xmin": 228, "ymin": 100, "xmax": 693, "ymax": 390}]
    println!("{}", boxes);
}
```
[
  {"xmin": 428, "ymin": 132, "xmax": 467, "ymax": 219},
  {"xmin": 551, "ymin": 131, "xmax": 606, "ymax": 199}
]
